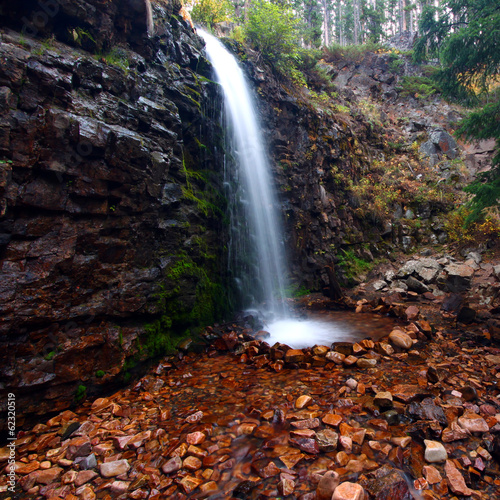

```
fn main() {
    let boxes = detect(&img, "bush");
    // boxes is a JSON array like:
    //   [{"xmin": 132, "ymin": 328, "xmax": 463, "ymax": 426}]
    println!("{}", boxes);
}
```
[
  {"xmin": 191, "ymin": 0, "xmax": 234, "ymax": 29},
  {"xmin": 323, "ymin": 41, "xmax": 382, "ymax": 64},
  {"xmin": 396, "ymin": 76, "xmax": 441, "ymax": 99},
  {"xmin": 244, "ymin": 0, "xmax": 302, "ymax": 80}
]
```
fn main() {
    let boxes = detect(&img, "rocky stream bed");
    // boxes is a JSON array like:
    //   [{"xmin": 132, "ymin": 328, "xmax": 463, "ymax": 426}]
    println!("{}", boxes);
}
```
[{"xmin": 2, "ymin": 249, "xmax": 500, "ymax": 500}]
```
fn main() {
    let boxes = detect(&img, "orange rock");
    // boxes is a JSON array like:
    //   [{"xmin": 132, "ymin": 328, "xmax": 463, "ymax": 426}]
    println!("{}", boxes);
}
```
[
  {"xmin": 322, "ymin": 414, "xmax": 342, "ymax": 427},
  {"xmin": 295, "ymin": 394, "xmax": 312, "ymax": 410},
  {"xmin": 183, "ymin": 456, "xmax": 202, "ymax": 471}
]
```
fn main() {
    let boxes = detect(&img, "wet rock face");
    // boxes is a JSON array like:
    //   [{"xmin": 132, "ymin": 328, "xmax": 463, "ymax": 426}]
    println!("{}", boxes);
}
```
[{"xmin": 0, "ymin": 3, "xmax": 227, "ymax": 428}]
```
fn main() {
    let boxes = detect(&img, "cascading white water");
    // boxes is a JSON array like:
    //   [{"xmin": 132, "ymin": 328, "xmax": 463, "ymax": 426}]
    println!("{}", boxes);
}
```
[
  {"xmin": 199, "ymin": 30, "xmax": 287, "ymax": 316},
  {"xmin": 198, "ymin": 30, "xmax": 387, "ymax": 348}
]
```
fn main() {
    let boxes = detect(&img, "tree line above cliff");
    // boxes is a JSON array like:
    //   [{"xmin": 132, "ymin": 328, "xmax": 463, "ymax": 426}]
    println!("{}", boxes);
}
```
[{"xmin": 187, "ymin": 0, "xmax": 499, "ymax": 226}]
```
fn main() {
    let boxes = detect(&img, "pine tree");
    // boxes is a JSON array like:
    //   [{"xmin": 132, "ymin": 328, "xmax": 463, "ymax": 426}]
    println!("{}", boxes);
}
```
[{"xmin": 415, "ymin": 0, "xmax": 500, "ymax": 223}]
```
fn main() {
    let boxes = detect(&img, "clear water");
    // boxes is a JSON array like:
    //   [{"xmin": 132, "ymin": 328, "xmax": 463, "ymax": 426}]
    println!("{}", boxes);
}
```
[{"xmin": 199, "ymin": 30, "xmax": 287, "ymax": 316}]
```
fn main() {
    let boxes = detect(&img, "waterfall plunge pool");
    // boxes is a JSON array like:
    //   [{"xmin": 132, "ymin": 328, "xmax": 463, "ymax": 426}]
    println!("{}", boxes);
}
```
[{"xmin": 261, "ymin": 309, "xmax": 397, "ymax": 349}]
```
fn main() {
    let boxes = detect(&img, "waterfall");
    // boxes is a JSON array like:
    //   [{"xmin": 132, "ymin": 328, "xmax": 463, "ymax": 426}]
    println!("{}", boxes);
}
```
[
  {"xmin": 198, "ymin": 30, "xmax": 385, "ymax": 349},
  {"xmin": 199, "ymin": 30, "xmax": 288, "ymax": 317}
]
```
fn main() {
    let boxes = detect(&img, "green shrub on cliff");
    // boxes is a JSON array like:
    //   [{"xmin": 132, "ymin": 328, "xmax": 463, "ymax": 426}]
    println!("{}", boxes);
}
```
[
  {"xmin": 244, "ymin": 0, "xmax": 302, "ymax": 81},
  {"xmin": 191, "ymin": 0, "xmax": 234, "ymax": 29}
]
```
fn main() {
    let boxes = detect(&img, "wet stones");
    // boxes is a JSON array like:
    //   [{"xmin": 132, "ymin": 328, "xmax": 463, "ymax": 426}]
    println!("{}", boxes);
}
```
[
  {"xmin": 457, "ymin": 411, "xmax": 489, "ymax": 433},
  {"xmin": 388, "ymin": 329, "xmax": 413, "ymax": 350},
  {"xmin": 424, "ymin": 440, "xmax": 448, "ymax": 463},
  {"xmin": 316, "ymin": 429, "xmax": 339, "ymax": 452},
  {"xmin": 444, "ymin": 459, "xmax": 473, "ymax": 496},
  {"xmin": 374, "ymin": 392, "xmax": 394, "ymax": 410},
  {"xmin": 317, "ymin": 471, "xmax": 340, "ymax": 499},
  {"xmin": 332, "ymin": 481, "xmax": 366, "ymax": 500},
  {"xmin": 99, "ymin": 460, "xmax": 129, "ymax": 479},
  {"xmin": 296, "ymin": 395, "xmax": 313, "ymax": 408},
  {"xmin": 162, "ymin": 457, "xmax": 182, "ymax": 474}
]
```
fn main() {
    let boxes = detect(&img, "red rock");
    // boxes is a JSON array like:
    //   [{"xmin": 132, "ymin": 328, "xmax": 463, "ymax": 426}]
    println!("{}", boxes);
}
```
[
  {"xmin": 344, "ymin": 355, "xmax": 358, "ymax": 366},
  {"xmin": 458, "ymin": 411, "xmax": 489, "ymax": 433},
  {"xmin": 290, "ymin": 437, "xmax": 320, "ymax": 454},
  {"xmin": 278, "ymin": 450, "xmax": 305, "ymax": 469},
  {"xmin": 66, "ymin": 436, "xmax": 91, "ymax": 460},
  {"xmin": 389, "ymin": 330, "xmax": 413, "ymax": 349},
  {"xmin": 315, "ymin": 429, "xmax": 339, "ymax": 452},
  {"xmin": 186, "ymin": 432, "xmax": 206, "ymax": 445},
  {"xmin": 291, "ymin": 418, "xmax": 320, "ymax": 429},
  {"xmin": 285, "ymin": 349, "xmax": 305, "ymax": 363},
  {"xmin": 179, "ymin": 475, "xmax": 203, "ymax": 494},
  {"xmin": 75, "ymin": 470, "xmax": 97, "ymax": 487},
  {"xmin": 113, "ymin": 435, "xmax": 133, "ymax": 450},
  {"xmin": 162, "ymin": 456, "xmax": 182, "ymax": 474},
  {"xmin": 326, "ymin": 351, "xmax": 345, "ymax": 364},
  {"xmin": 128, "ymin": 430, "xmax": 151, "ymax": 449},
  {"xmin": 199, "ymin": 481, "xmax": 218, "ymax": 495},
  {"xmin": 278, "ymin": 478, "xmax": 295, "ymax": 496},
  {"xmin": 254, "ymin": 424, "xmax": 275, "ymax": 439},
  {"xmin": 317, "ymin": 471, "xmax": 340, "ymax": 500},
  {"xmin": 185, "ymin": 411, "xmax": 204, "ymax": 423},
  {"xmin": 109, "ymin": 481, "xmax": 130, "ymax": 494},
  {"xmin": 391, "ymin": 384, "xmax": 431, "ymax": 403},
  {"xmin": 405, "ymin": 305, "xmax": 420, "ymax": 321},
  {"xmin": 14, "ymin": 461, "xmax": 40, "ymax": 475},
  {"xmin": 423, "ymin": 465, "xmax": 442, "ymax": 484},
  {"xmin": 171, "ymin": 442, "xmax": 188, "ymax": 457},
  {"xmin": 445, "ymin": 459, "xmax": 472, "ymax": 496},
  {"xmin": 76, "ymin": 485, "xmax": 96, "ymax": 500},
  {"xmin": 33, "ymin": 467, "xmax": 63, "ymax": 484}
]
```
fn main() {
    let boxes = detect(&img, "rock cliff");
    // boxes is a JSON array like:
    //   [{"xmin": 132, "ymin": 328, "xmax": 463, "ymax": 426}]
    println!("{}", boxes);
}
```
[{"xmin": 0, "ymin": 0, "xmax": 228, "ymax": 429}]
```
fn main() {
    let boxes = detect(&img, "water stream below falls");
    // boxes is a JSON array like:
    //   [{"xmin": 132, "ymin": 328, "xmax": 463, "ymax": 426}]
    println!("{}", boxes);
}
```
[{"xmin": 200, "ymin": 31, "xmax": 385, "ymax": 347}]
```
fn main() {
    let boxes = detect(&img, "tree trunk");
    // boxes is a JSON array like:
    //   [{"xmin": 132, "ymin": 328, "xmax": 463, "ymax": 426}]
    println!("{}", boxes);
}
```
[
  {"xmin": 354, "ymin": 0, "xmax": 360, "ymax": 44},
  {"xmin": 398, "ymin": 0, "xmax": 404, "ymax": 33},
  {"xmin": 322, "ymin": 0, "xmax": 330, "ymax": 47}
]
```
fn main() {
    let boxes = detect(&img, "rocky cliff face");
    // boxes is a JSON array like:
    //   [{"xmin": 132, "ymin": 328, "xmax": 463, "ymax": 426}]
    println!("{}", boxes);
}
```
[
  {"xmin": 239, "ymin": 47, "xmax": 477, "ymax": 294},
  {"xmin": 0, "ymin": 0, "xmax": 228, "ymax": 429}
]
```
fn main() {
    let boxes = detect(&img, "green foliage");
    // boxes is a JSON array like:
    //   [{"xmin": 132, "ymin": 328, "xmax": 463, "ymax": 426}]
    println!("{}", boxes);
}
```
[
  {"xmin": 284, "ymin": 284, "xmax": 311, "ymax": 298},
  {"xmin": 337, "ymin": 249, "xmax": 372, "ymax": 281},
  {"xmin": 70, "ymin": 27, "xmax": 96, "ymax": 48},
  {"xmin": 191, "ymin": 0, "xmax": 234, "ymax": 29},
  {"xmin": 444, "ymin": 205, "xmax": 500, "ymax": 245},
  {"xmin": 299, "ymin": 0, "xmax": 323, "ymax": 49},
  {"xmin": 458, "ymin": 94, "xmax": 500, "ymax": 224},
  {"xmin": 141, "ymin": 251, "xmax": 228, "ymax": 359},
  {"xmin": 100, "ymin": 48, "xmax": 129, "ymax": 72},
  {"xmin": 229, "ymin": 25, "xmax": 246, "ymax": 44},
  {"xmin": 95, "ymin": 370, "xmax": 105, "ymax": 378},
  {"xmin": 44, "ymin": 351, "xmax": 56, "ymax": 361},
  {"xmin": 396, "ymin": 76, "xmax": 440, "ymax": 99},
  {"xmin": 74, "ymin": 385, "xmax": 87, "ymax": 403},
  {"xmin": 415, "ymin": 0, "xmax": 500, "ymax": 221},
  {"xmin": 361, "ymin": 0, "xmax": 386, "ymax": 43},
  {"xmin": 244, "ymin": 0, "xmax": 302, "ymax": 80},
  {"xmin": 181, "ymin": 154, "xmax": 225, "ymax": 217},
  {"xmin": 387, "ymin": 52, "xmax": 404, "ymax": 74}
]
